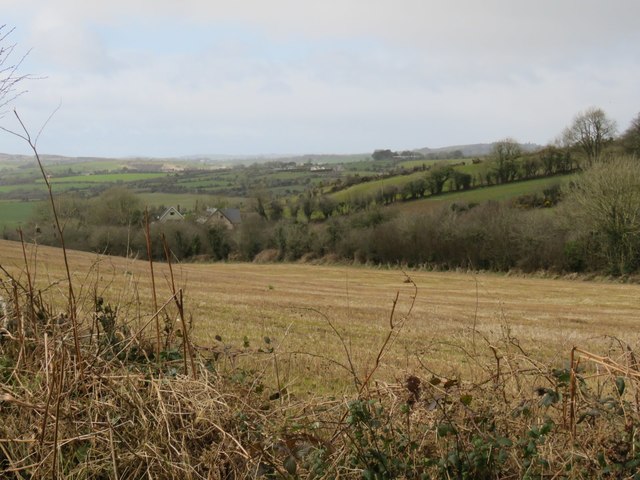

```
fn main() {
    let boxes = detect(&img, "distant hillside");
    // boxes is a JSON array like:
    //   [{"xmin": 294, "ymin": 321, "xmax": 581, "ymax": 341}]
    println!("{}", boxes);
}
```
[
  {"xmin": 414, "ymin": 142, "xmax": 542, "ymax": 157},
  {"xmin": 0, "ymin": 141, "xmax": 544, "ymax": 167},
  {"xmin": 0, "ymin": 153, "xmax": 127, "ymax": 164}
]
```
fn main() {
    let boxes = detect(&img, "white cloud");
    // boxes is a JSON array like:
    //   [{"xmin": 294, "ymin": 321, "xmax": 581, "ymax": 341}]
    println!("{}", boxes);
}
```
[{"xmin": 2, "ymin": 0, "xmax": 639, "ymax": 155}]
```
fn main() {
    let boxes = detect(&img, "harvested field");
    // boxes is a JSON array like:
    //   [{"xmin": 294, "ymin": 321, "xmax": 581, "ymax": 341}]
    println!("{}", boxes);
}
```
[
  {"xmin": 3, "ymin": 238, "xmax": 640, "ymax": 478},
  {"xmin": 2, "ymin": 239, "xmax": 638, "ymax": 394}
]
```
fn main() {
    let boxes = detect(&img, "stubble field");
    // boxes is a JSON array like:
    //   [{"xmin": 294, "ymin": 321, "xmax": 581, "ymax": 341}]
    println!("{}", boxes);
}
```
[{"xmin": 1, "ymin": 238, "xmax": 638, "ymax": 394}]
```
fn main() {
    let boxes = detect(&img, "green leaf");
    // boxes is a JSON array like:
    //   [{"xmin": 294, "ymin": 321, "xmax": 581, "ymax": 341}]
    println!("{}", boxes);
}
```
[
  {"xmin": 283, "ymin": 455, "xmax": 297, "ymax": 475},
  {"xmin": 497, "ymin": 436, "xmax": 513, "ymax": 447},
  {"xmin": 615, "ymin": 376, "xmax": 626, "ymax": 396},
  {"xmin": 437, "ymin": 423, "xmax": 455, "ymax": 437},
  {"xmin": 74, "ymin": 442, "xmax": 90, "ymax": 463},
  {"xmin": 526, "ymin": 440, "xmax": 537, "ymax": 455},
  {"xmin": 540, "ymin": 419, "xmax": 554, "ymax": 435},
  {"xmin": 541, "ymin": 390, "xmax": 560, "ymax": 406},
  {"xmin": 552, "ymin": 368, "xmax": 571, "ymax": 384},
  {"xmin": 363, "ymin": 470, "xmax": 375, "ymax": 480},
  {"xmin": 625, "ymin": 457, "xmax": 640, "ymax": 470},
  {"xmin": 460, "ymin": 394, "xmax": 473, "ymax": 406}
]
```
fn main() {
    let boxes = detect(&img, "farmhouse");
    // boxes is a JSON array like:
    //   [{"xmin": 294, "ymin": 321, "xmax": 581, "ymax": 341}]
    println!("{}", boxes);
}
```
[
  {"xmin": 158, "ymin": 206, "xmax": 184, "ymax": 223},
  {"xmin": 196, "ymin": 207, "xmax": 242, "ymax": 229}
]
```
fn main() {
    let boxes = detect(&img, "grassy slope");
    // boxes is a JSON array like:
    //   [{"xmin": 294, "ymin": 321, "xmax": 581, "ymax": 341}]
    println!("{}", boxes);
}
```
[
  {"xmin": 2, "ymin": 238, "xmax": 637, "ymax": 393},
  {"xmin": 137, "ymin": 192, "xmax": 246, "ymax": 209},
  {"xmin": 44, "ymin": 172, "xmax": 167, "ymax": 184},
  {"xmin": 0, "ymin": 200, "xmax": 42, "ymax": 229},
  {"xmin": 328, "ymin": 159, "xmax": 569, "ymax": 204},
  {"xmin": 389, "ymin": 174, "xmax": 575, "ymax": 214},
  {"xmin": 330, "ymin": 171, "xmax": 427, "ymax": 202}
]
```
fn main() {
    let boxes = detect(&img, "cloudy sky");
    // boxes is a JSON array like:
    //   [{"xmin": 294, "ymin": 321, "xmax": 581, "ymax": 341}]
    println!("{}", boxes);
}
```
[{"xmin": 2, "ymin": 0, "xmax": 639, "ymax": 157}]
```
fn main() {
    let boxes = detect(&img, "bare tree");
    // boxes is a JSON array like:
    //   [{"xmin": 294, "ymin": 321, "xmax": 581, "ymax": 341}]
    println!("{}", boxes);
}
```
[
  {"xmin": 562, "ymin": 107, "xmax": 617, "ymax": 165},
  {"xmin": 0, "ymin": 24, "xmax": 32, "ymax": 116}
]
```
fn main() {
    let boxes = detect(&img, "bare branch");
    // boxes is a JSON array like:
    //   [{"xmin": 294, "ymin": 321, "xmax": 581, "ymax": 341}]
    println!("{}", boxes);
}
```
[
  {"xmin": 0, "ymin": 24, "xmax": 35, "ymax": 117},
  {"xmin": 35, "ymin": 101, "xmax": 61, "ymax": 146}
]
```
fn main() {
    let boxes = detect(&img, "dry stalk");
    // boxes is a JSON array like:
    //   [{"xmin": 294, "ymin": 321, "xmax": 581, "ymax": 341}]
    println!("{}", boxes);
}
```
[
  {"xmin": 161, "ymin": 234, "xmax": 196, "ymax": 379},
  {"xmin": 0, "ymin": 109, "xmax": 82, "ymax": 363},
  {"xmin": 143, "ymin": 208, "xmax": 161, "ymax": 364},
  {"xmin": 359, "ymin": 273, "xmax": 418, "ymax": 396},
  {"xmin": 17, "ymin": 229, "xmax": 36, "ymax": 337},
  {"xmin": 51, "ymin": 348, "xmax": 65, "ymax": 480}
]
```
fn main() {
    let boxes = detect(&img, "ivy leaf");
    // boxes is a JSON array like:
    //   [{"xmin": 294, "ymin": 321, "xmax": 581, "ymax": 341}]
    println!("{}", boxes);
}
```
[
  {"xmin": 615, "ymin": 376, "xmax": 625, "ymax": 396},
  {"xmin": 541, "ymin": 389, "xmax": 560, "ymax": 406},
  {"xmin": 437, "ymin": 423, "xmax": 456, "ymax": 437},
  {"xmin": 497, "ymin": 436, "xmax": 513, "ymax": 447},
  {"xmin": 283, "ymin": 455, "xmax": 297, "ymax": 475}
]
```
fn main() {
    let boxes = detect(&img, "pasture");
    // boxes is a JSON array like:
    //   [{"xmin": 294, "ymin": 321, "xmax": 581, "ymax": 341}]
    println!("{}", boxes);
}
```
[
  {"xmin": 0, "ymin": 200, "xmax": 41, "ymax": 229},
  {"xmin": 330, "ymin": 170, "xmax": 427, "ymax": 202},
  {"xmin": 136, "ymin": 192, "xmax": 246, "ymax": 210},
  {"xmin": 2, "ymin": 238, "xmax": 637, "ymax": 394},
  {"xmin": 390, "ymin": 174, "xmax": 575, "ymax": 214},
  {"xmin": 44, "ymin": 172, "xmax": 167, "ymax": 184}
]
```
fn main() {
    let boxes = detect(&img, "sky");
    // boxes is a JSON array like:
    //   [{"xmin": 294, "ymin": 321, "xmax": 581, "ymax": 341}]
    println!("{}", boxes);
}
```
[{"xmin": 1, "ymin": 0, "xmax": 639, "ymax": 158}]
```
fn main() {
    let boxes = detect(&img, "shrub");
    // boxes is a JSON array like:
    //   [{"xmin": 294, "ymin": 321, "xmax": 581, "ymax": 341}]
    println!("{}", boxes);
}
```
[{"xmin": 564, "ymin": 156, "xmax": 640, "ymax": 274}]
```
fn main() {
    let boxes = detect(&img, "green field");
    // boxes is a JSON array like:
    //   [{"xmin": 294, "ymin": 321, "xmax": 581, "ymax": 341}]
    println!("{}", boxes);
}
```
[
  {"xmin": 0, "ymin": 184, "xmax": 46, "ymax": 194},
  {"xmin": 0, "ymin": 159, "xmax": 127, "ymax": 182},
  {"xmin": 44, "ymin": 160, "xmax": 126, "ymax": 174},
  {"xmin": 329, "ymin": 160, "xmax": 489, "ymax": 202},
  {"xmin": 396, "ymin": 157, "xmax": 465, "ymax": 170},
  {"xmin": 330, "ymin": 171, "xmax": 427, "ymax": 202},
  {"xmin": 0, "ymin": 200, "xmax": 42, "ymax": 229},
  {"xmin": 44, "ymin": 172, "xmax": 167, "ymax": 184},
  {"xmin": 0, "ymin": 172, "xmax": 169, "ymax": 197},
  {"xmin": 137, "ymin": 192, "xmax": 246, "ymax": 210},
  {"xmin": 390, "ymin": 174, "xmax": 575, "ymax": 214}
]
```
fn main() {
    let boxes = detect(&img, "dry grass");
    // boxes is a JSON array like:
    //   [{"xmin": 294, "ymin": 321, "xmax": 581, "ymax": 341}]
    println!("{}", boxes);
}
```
[
  {"xmin": 0, "ymin": 241, "xmax": 640, "ymax": 393},
  {"xmin": 2, "ymin": 238, "xmax": 640, "ymax": 478},
  {"xmin": 2, "ymin": 239, "xmax": 639, "ymax": 394}
]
